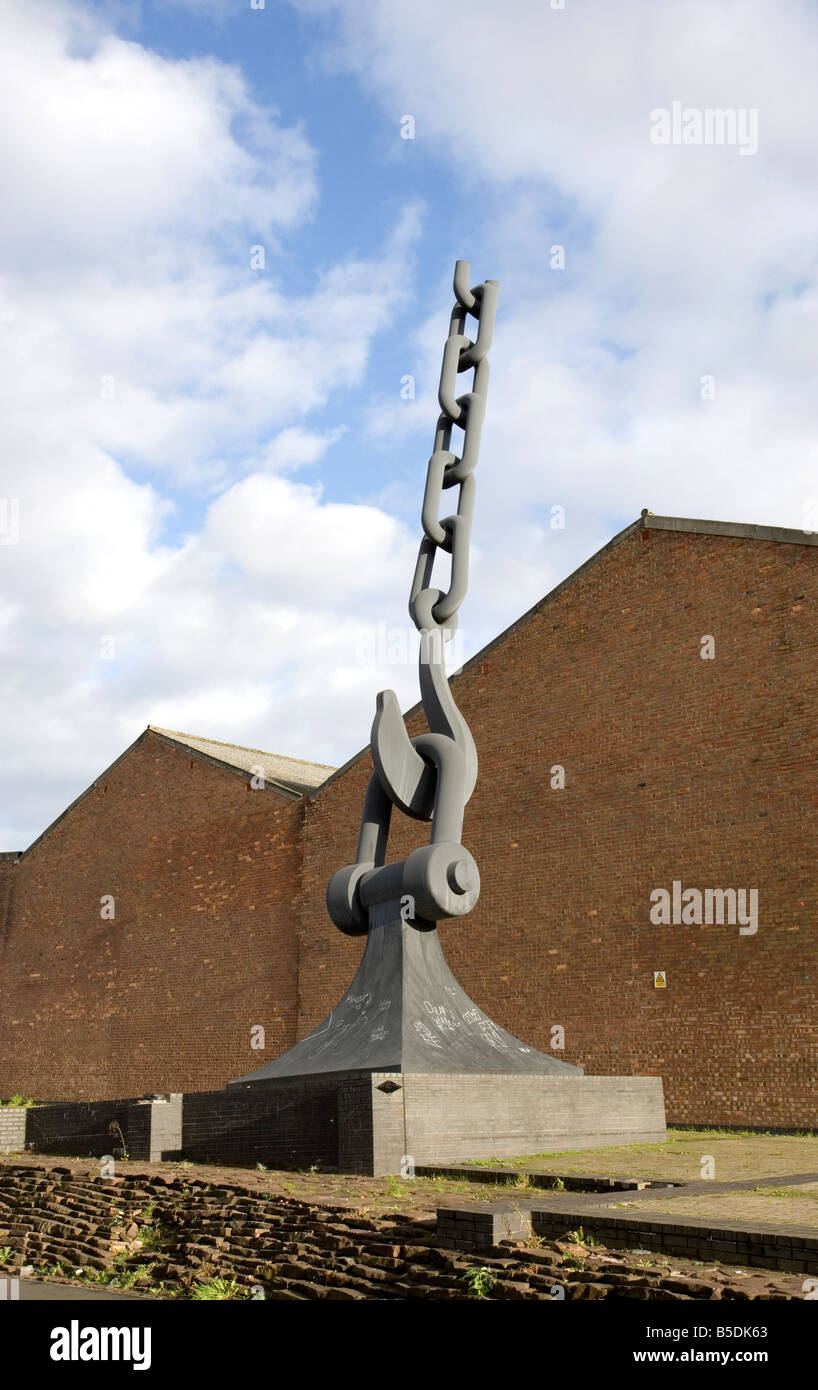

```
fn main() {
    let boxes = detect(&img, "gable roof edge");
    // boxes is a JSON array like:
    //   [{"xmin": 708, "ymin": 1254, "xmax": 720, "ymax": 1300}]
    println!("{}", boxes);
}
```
[
  {"xmin": 307, "ymin": 508, "xmax": 818, "ymax": 801},
  {"xmin": 148, "ymin": 728, "xmax": 305, "ymax": 801},
  {"xmin": 308, "ymin": 512, "xmax": 648, "ymax": 799},
  {"xmin": 643, "ymin": 513, "xmax": 818, "ymax": 546},
  {"xmin": 19, "ymin": 729, "xmax": 153, "ymax": 860},
  {"xmin": 18, "ymin": 725, "xmax": 305, "ymax": 861}
]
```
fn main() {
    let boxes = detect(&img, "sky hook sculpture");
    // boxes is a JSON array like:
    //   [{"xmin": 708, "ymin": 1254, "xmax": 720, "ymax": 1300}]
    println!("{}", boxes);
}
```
[{"xmin": 233, "ymin": 262, "xmax": 582, "ymax": 1083}]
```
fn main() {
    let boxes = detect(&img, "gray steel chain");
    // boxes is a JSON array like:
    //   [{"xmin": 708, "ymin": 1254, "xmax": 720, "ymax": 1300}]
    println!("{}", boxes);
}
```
[
  {"xmin": 411, "ymin": 259, "xmax": 498, "ymax": 631},
  {"xmin": 327, "ymin": 261, "xmax": 498, "ymax": 934}
]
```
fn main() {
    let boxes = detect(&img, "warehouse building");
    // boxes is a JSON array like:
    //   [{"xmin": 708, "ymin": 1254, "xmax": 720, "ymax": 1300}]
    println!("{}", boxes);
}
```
[{"xmin": 1, "ymin": 512, "xmax": 815, "ymax": 1127}]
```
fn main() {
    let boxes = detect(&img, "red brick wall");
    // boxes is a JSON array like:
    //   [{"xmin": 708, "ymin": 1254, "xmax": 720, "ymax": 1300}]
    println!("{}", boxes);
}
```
[
  {"xmin": 2, "ymin": 530, "xmax": 815, "ymax": 1126},
  {"xmin": 297, "ymin": 529, "xmax": 817, "ymax": 1127},
  {"xmin": 0, "ymin": 858, "xmax": 16, "ymax": 946},
  {"xmin": 0, "ymin": 732, "xmax": 303, "ymax": 1100}
]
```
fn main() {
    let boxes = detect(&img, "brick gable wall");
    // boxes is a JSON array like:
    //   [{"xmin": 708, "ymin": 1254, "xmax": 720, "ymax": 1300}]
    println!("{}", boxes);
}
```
[
  {"xmin": 297, "ymin": 528, "xmax": 817, "ymax": 1126},
  {"xmin": 1, "ymin": 528, "xmax": 815, "ymax": 1125},
  {"xmin": 0, "ymin": 732, "xmax": 303, "ymax": 1099}
]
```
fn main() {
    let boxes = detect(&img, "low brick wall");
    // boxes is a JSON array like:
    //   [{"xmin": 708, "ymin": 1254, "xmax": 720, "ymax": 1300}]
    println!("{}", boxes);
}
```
[
  {"xmin": 3, "ymin": 1081, "xmax": 374, "ymax": 1172},
  {"xmin": 7, "ymin": 1071, "xmax": 667, "ymax": 1176},
  {"xmin": 12, "ymin": 1095, "xmax": 182, "ymax": 1164},
  {"xmin": 25, "ymin": 1098, "xmax": 151, "ymax": 1159},
  {"xmin": 530, "ymin": 1207, "xmax": 818, "ymax": 1275},
  {"xmin": 436, "ymin": 1199, "xmax": 818, "ymax": 1275},
  {"xmin": 186, "ymin": 1073, "xmax": 382, "ymax": 1171},
  {"xmin": 183, "ymin": 1081, "xmax": 340, "ymax": 1170},
  {"xmin": 213, "ymin": 1071, "xmax": 667, "ymax": 1175},
  {"xmin": 0, "ymin": 1108, "xmax": 26, "ymax": 1154},
  {"xmin": 437, "ymin": 1203, "xmax": 532, "ymax": 1252}
]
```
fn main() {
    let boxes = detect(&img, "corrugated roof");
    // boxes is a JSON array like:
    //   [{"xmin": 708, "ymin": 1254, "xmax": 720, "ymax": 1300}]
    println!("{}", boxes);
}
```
[{"xmin": 148, "ymin": 726, "xmax": 335, "ymax": 796}]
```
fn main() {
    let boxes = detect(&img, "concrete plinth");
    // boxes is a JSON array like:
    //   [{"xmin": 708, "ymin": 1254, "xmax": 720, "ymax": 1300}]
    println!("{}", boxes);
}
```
[
  {"xmin": 388, "ymin": 1072, "xmax": 667, "ymax": 1173},
  {"xmin": 222, "ymin": 893, "xmax": 666, "ymax": 1173},
  {"xmin": 199, "ymin": 1070, "xmax": 666, "ymax": 1176},
  {"xmin": 7, "ymin": 1074, "xmax": 666, "ymax": 1175}
]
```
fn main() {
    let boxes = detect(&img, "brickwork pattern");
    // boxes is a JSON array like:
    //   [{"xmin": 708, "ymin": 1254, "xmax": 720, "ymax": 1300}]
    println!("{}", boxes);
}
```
[
  {"xmin": 400, "ymin": 1073, "xmax": 666, "ymax": 1163},
  {"xmin": 528, "ymin": 1207, "xmax": 818, "ymax": 1275},
  {"xmin": 182, "ymin": 1078, "xmax": 362, "ymax": 1170},
  {"xmin": 0, "ymin": 732, "xmax": 303, "ymax": 1099},
  {"xmin": 4, "ymin": 1073, "xmax": 664, "ymax": 1176},
  {"xmin": 0, "ymin": 1162, "xmax": 809, "ymax": 1298},
  {"xmin": 26, "ymin": 1099, "xmax": 151, "ymax": 1159},
  {"xmin": 0, "ymin": 530, "xmax": 815, "ymax": 1125},
  {"xmin": 438, "ymin": 1199, "xmax": 818, "ymax": 1275},
  {"xmin": 297, "ymin": 531, "xmax": 818, "ymax": 1126}
]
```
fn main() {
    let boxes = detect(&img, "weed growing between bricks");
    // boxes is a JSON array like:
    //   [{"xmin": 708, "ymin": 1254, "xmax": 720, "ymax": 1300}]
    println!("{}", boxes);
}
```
[{"xmin": 0, "ymin": 1161, "xmax": 808, "ymax": 1300}]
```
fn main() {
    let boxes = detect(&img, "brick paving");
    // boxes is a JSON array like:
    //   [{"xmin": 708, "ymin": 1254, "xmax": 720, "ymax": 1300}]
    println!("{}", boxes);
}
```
[{"xmin": 0, "ymin": 1157, "xmax": 812, "ymax": 1300}]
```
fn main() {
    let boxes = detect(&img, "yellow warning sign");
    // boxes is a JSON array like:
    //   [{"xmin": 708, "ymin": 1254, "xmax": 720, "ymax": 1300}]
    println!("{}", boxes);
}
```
[{"xmin": 653, "ymin": 971, "xmax": 667, "ymax": 988}]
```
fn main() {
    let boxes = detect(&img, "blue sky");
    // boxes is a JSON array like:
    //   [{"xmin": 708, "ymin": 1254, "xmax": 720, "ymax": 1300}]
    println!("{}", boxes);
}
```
[
  {"xmin": 105, "ymin": 0, "xmax": 505, "ymax": 529},
  {"xmin": 2, "ymin": 0, "xmax": 818, "ymax": 847}
]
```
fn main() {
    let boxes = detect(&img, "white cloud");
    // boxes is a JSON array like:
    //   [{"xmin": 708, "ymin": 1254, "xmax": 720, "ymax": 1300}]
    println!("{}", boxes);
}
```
[
  {"xmin": 0, "ymin": 0, "xmax": 423, "ymax": 848},
  {"xmin": 5, "ymin": 0, "xmax": 818, "ymax": 852},
  {"xmin": 256, "ymin": 426, "xmax": 346, "ymax": 471},
  {"xmin": 203, "ymin": 473, "xmax": 417, "ymax": 601},
  {"xmin": 298, "ymin": 0, "xmax": 818, "ymax": 621},
  {"xmin": 0, "ymin": 6, "xmax": 316, "ymax": 267}
]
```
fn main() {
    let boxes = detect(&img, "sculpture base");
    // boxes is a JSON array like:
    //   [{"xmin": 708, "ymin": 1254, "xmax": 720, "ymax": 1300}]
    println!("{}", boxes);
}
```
[
  {"xmin": 230, "ymin": 898, "xmax": 583, "ymax": 1083},
  {"xmin": 15, "ymin": 1074, "xmax": 667, "ymax": 1175},
  {"xmin": 221, "ymin": 896, "xmax": 665, "ymax": 1173},
  {"xmin": 184, "ymin": 1071, "xmax": 666, "ymax": 1176}
]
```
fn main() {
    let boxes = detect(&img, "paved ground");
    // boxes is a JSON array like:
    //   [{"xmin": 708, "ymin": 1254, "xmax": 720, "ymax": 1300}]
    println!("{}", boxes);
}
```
[
  {"xmin": 2, "ymin": 1159, "xmax": 810, "ymax": 1301},
  {"xmin": 5, "ymin": 1278, "xmax": 156, "ymax": 1301},
  {"xmin": 3, "ymin": 1145, "xmax": 815, "ymax": 1300},
  {"xmin": 0, "ymin": 1150, "xmax": 519, "ymax": 1220},
  {"xmin": 607, "ymin": 1180, "xmax": 818, "ymax": 1229},
  {"xmin": 3, "ymin": 1130, "xmax": 817, "ymax": 1229},
  {"xmin": 462, "ymin": 1131, "xmax": 818, "ymax": 1184}
]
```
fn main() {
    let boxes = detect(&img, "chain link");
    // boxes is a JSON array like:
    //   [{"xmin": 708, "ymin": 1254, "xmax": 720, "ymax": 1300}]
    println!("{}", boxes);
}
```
[
  {"xmin": 326, "ymin": 261, "xmax": 497, "ymax": 933},
  {"xmin": 410, "ymin": 265, "xmax": 498, "ymax": 630}
]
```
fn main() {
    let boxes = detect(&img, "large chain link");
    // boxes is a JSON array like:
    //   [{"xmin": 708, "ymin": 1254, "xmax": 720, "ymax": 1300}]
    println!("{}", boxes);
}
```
[
  {"xmin": 410, "ymin": 263, "xmax": 498, "ymax": 632},
  {"xmin": 327, "ymin": 262, "xmax": 498, "ymax": 934}
]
